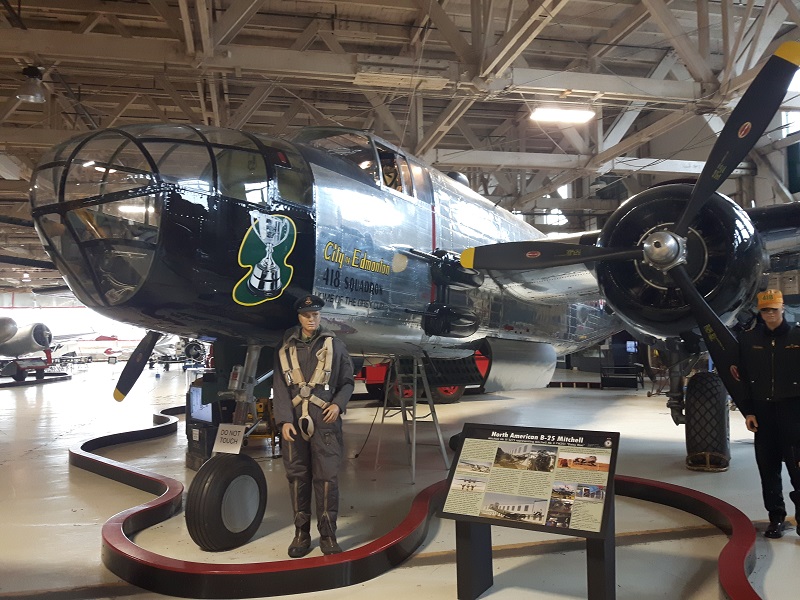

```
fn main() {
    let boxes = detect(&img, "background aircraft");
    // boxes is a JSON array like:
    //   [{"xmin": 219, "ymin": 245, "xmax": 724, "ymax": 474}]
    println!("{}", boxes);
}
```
[
  {"xmin": 0, "ymin": 315, "xmax": 52, "ymax": 358},
  {"xmin": 24, "ymin": 43, "xmax": 800, "ymax": 550},
  {"xmin": 0, "ymin": 315, "xmax": 52, "ymax": 381}
]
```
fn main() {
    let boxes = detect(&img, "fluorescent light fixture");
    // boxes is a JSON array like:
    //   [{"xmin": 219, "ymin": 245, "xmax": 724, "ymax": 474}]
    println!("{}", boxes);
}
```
[
  {"xmin": 16, "ymin": 66, "xmax": 46, "ymax": 104},
  {"xmin": 22, "ymin": 272, "xmax": 31, "ymax": 282},
  {"xmin": 530, "ymin": 106, "xmax": 595, "ymax": 124},
  {"xmin": 118, "ymin": 205, "xmax": 155, "ymax": 214}
]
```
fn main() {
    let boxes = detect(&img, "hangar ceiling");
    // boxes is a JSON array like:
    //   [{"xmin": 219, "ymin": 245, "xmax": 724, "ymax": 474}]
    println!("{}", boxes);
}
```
[{"xmin": 0, "ymin": 0, "xmax": 798, "ymax": 292}]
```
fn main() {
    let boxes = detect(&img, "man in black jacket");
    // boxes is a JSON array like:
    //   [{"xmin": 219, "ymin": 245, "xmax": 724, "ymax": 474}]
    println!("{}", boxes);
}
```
[
  {"xmin": 273, "ymin": 294, "xmax": 354, "ymax": 557},
  {"xmin": 736, "ymin": 289, "xmax": 800, "ymax": 538}
]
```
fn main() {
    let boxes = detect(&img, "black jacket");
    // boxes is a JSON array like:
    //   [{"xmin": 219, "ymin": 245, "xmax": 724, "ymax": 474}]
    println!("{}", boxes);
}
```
[{"xmin": 738, "ymin": 320, "xmax": 800, "ymax": 414}]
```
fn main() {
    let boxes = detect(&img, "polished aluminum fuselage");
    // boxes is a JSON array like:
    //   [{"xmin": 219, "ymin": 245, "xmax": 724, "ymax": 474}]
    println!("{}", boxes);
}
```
[{"xmin": 305, "ymin": 145, "xmax": 620, "ymax": 359}]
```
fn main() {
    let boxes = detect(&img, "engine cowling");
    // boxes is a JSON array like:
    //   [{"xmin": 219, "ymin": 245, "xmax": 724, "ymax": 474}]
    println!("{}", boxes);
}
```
[
  {"xmin": 596, "ymin": 184, "xmax": 765, "ymax": 340},
  {"xmin": 0, "ymin": 323, "xmax": 53, "ymax": 357},
  {"xmin": 0, "ymin": 317, "xmax": 18, "ymax": 345}
]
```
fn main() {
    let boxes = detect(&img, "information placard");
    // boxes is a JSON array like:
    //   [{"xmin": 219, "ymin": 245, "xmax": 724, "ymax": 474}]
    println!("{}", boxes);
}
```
[{"xmin": 441, "ymin": 423, "xmax": 619, "ymax": 539}]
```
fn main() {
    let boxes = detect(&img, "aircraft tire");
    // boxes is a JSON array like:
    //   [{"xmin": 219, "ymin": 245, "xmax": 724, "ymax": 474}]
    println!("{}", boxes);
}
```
[
  {"xmin": 430, "ymin": 385, "xmax": 465, "ymax": 404},
  {"xmin": 384, "ymin": 374, "xmax": 466, "ymax": 406},
  {"xmin": 684, "ymin": 372, "xmax": 730, "ymax": 472},
  {"xmin": 185, "ymin": 453, "xmax": 267, "ymax": 552}
]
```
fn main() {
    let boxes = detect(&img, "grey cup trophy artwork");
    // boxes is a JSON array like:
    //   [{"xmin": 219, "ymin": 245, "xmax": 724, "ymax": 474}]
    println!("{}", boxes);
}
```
[{"xmin": 247, "ymin": 210, "xmax": 291, "ymax": 297}]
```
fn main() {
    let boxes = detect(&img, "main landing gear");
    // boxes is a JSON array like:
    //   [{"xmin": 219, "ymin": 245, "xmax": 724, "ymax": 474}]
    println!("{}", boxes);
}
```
[{"xmin": 184, "ymin": 343, "xmax": 270, "ymax": 551}]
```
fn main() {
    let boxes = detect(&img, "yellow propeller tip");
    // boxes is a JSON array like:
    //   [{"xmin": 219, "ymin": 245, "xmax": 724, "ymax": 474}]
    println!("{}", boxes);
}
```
[
  {"xmin": 461, "ymin": 247, "xmax": 475, "ymax": 269},
  {"xmin": 113, "ymin": 389, "xmax": 126, "ymax": 402},
  {"xmin": 775, "ymin": 41, "xmax": 800, "ymax": 67}
]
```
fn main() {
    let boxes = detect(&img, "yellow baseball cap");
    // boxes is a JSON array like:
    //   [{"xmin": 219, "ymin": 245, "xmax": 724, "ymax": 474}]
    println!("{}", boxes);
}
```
[{"xmin": 757, "ymin": 289, "xmax": 783, "ymax": 309}]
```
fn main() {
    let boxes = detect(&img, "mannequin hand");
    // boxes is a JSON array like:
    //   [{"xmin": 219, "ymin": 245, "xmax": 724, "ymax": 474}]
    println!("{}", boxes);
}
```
[
  {"xmin": 282, "ymin": 422, "xmax": 297, "ymax": 442},
  {"xmin": 322, "ymin": 404, "xmax": 340, "ymax": 423}
]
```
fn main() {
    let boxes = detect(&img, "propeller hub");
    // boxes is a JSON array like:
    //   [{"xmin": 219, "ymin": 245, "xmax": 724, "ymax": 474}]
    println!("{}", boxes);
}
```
[{"xmin": 642, "ymin": 230, "xmax": 686, "ymax": 271}]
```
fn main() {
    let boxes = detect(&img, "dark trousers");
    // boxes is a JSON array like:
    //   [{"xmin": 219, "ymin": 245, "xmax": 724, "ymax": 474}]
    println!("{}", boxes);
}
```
[
  {"xmin": 282, "ymin": 416, "xmax": 343, "ymax": 536},
  {"xmin": 753, "ymin": 399, "xmax": 800, "ymax": 520}
]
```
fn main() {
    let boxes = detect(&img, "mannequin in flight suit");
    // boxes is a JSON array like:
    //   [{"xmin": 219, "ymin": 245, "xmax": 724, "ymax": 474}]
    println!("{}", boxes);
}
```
[{"xmin": 273, "ymin": 294, "xmax": 354, "ymax": 556}]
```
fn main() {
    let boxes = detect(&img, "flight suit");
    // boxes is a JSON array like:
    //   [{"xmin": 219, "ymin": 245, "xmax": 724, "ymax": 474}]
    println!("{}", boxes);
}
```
[
  {"xmin": 738, "ymin": 320, "xmax": 800, "ymax": 522},
  {"xmin": 273, "ymin": 325, "xmax": 353, "ymax": 541}
]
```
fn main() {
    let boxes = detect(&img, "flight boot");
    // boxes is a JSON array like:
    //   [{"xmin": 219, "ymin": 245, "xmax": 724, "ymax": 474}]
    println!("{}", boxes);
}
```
[
  {"xmin": 287, "ymin": 512, "xmax": 312, "ymax": 558},
  {"xmin": 319, "ymin": 534, "xmax": 342, "ymax": 555},
  {"xmin": 318, "ymin": 509, "xmax": 341, "ymax": 555}
]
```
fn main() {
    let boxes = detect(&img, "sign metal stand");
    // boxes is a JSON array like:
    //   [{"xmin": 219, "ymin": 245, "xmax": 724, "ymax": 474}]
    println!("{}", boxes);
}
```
[{"xmin": 442, "ymin": 423, "xmax": 620, "ymax": 600}]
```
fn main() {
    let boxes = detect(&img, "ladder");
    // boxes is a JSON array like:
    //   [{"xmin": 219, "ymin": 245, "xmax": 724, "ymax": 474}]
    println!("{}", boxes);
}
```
[{"xmin": 374, "ymin": 356, "xmax": 450, "ymax": 483}]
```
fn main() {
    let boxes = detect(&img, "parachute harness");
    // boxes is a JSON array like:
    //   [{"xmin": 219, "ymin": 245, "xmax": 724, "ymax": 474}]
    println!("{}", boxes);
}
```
[{"xmin": 279, "ymin": 337, "xmax": 333, "ymax": 440}]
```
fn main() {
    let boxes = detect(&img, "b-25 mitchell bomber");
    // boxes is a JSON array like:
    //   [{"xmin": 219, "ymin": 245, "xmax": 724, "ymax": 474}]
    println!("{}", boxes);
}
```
[{"xmin": 27, "ymin": 43, "xmax": 800, "ymax": 550}]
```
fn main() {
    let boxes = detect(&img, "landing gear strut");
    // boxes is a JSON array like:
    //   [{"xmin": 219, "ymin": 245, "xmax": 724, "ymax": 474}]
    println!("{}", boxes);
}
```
[
  {"xmin": 185, "ymin": 343, "xmax": 269, "ymax": 551},
  {"xmin": 662, "ymin": 352, "xmax": 730, "ymax": 472}
]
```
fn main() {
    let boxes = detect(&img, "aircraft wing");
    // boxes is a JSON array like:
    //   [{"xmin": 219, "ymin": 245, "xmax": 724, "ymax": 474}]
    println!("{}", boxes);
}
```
[
  {"xmin": 481, "ymin": 203, "xmax": 800, "ymax": 307},
  {"xmin": 748, "ymin": 204, "xmax": 800, "ymax": 259}
]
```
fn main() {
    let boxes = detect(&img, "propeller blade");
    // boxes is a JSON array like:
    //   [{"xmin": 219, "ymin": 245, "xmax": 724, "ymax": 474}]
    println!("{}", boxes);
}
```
[
  {"xmin": 461, "ymin": 241, "xmax": 643, "ymax": 270},
  {"xmin": 113, "ymin": 330, "xmax": 163, "ymax": 402},
  {"xmin": 673, "ymin": 41, "xmax": 800, "ymax": 237},
  {"xmin": 668, "ymin": 265, "xmax": 747, "ymax": 409}
]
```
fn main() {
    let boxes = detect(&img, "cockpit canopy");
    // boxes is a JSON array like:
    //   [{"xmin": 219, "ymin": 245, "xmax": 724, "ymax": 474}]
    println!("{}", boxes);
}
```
[{"xmin": 30, "ymin": 124, "xmax": 311, "ymax": 308}]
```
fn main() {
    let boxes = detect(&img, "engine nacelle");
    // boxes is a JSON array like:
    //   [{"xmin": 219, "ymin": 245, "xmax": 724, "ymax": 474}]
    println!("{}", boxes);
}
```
[
  {"xmin": 0, "ymin": 317, "xmax": 18, "ymax": 345},
  {"xmin": 596, "ymin": 184, "xmax": 765, "ymax": 340},
  {"xmin": 0, "ymin": 323, "xmax": 53, "ymax": 357}
]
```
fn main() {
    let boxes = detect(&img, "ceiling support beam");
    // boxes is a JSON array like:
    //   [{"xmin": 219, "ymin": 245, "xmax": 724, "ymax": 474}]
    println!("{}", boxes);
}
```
[
  {"xmin": 415, "ymin": 97, "xmax": 474, "ymax": 155},
  {"xmin": 720, "ymin": 0, "xmax": 757, "ymax": 84},
  {"xmin": 49, "ymin": 71, "xmax": 97, "ymax": 130},
  {"xmin": 641, "ymin": 0, "xmax": 715, "ymax": 82},
  {"xmin": 363, "ymin": 91, "xmax": 406, "ymax": 142},
  {"xmin": 481, "ymin": 0, "xmax": 569, "ymax": 78},
  {"xmin": 228, "ymin": 83, "xmax": 273, "ymax": 130},
  {"xmin": 213, "ymin": 0, "xmax": 263, "ymax": 48},
  {"xmin": 177, "ymin": 0, "xmax": 195, "ymax": 55},
  {"xmin": 0, "ymin": 0, "xmax": 25, "ymax": 29},
  {"xmin": 142, "ymin": 95, "xmax": 170, "ymax": 122},
  {"xmin": 601, "ymin": 53, "xmax": 678, "ymax": 151},
  {"xmin": 147, "ymin": 0, "xmax": 185, "ymax": 40},
  {"xmin": 456, "ymin": 120, "xmax": 516, "ymax": 196},
  {"xmin": 74, "ymin": 12, "xmax": 103, "ymax": 35},
  {"xmin": 105, "ymin": 93, "xmax": 139, "ymax": 127},
  {"xmin": 411, "ymin": 0, "xmax": 476, "ymax": 65},
  {"xmin": 0, "ymin": 96, "xmax": 22, "ymax": 125},
  {"xmin": 195, "ymin": 0, "xmax": 213, "ymax": 57},
  {"xmin": 697, "ymin": 1, "xmax": 710, "ymax": 64},
  {"xmin": 752, "ymin": 149, "xmax": 794, "ymax": 204},
  {"xmin": 155, "ymin": 74, "xmax": 202, "ymax": 124},
  {"xmin": 514, "ymin": 110, "xmax": 695, "ymax": 208},
  {"xmin": 106, "ymin": 14, "xmax": 133, "ymax": 38},
  {"xmin": 779, "ymin": 0, "xmax": 800, "ymax": 25},
  {"xmin": 736, "ymin": 1, "xmax": 787, "ymax": 74},
  {"xmin": 270, "ymin": 99, "xmax": 303, "ymax": 136},
  {"xmin": 430, "ymin": 148, "xmax": 752, "ymax": 177}
]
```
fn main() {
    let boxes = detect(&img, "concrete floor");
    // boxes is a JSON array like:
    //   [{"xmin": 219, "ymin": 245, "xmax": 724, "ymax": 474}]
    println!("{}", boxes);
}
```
[{"xmin": 1, "ymin": 362, "xmax": 798, "ymax": 599}]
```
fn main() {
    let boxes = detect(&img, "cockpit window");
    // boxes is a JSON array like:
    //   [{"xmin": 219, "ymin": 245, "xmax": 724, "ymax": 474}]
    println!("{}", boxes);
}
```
[
  {"xmin": 293, "ymin": 128, "xmax": 379, "ymax": 184},
  {"xmin": 376, "ymin": 143, "xmax": 414, "ymax": 197}
]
